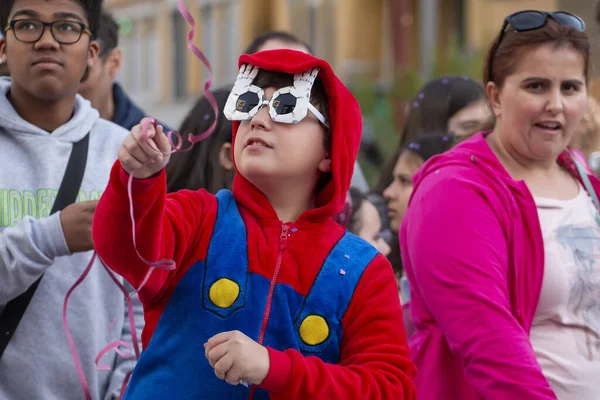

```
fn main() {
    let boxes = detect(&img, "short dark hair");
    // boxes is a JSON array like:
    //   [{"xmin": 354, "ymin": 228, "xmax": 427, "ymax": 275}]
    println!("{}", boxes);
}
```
[
  {"xmin": 244, "ymin": 31, "xmax": 313, "ymax": 54},
  {"xmin": 96, "ymin": 11, "xmax": 119, "ymax": 58},
  {"xmin": 251, "ymin": 69, "xmax": 330, "ymax": 149},
  {"xmin": 0, "ymin": 0, "xmax": 103, "ymax": 38}
]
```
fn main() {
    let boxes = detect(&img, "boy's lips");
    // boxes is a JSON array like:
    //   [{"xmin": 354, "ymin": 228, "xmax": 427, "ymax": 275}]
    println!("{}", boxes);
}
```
[
  {"xmin": 31, "ymin": 56, "xmax": 64, "ymax": 72},
  {"xmin": 245, "ymin": 137, "xmax": 272, "ymax": 148},
  {"xmin": 32, "ymin": 56, "xmax": 63, "ymax": 66}
]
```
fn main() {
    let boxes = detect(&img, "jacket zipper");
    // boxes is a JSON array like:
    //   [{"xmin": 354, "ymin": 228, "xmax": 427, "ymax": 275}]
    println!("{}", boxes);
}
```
[
  {"xmin": 257, "ymin": 223, "xmax": 289, "ymax": 345},
  {"xmin": 249, "ymin": 223, "xmax": 289, "ymax": 399}
]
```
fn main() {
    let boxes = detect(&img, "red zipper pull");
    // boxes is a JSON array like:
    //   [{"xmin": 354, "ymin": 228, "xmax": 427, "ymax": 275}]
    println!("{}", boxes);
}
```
[{"xmin": 279, "ymin": 224, "xmax": 290, "ymax": 251}]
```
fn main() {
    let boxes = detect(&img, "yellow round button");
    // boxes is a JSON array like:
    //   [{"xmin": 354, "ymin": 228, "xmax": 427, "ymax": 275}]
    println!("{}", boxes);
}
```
[
  {"xmin": 209, "ymin": 278, "xmax": 240, "ymax": 308},
  {"xmin": 299, "ymin": 315, "xmax": 329, "ymax": 345}
]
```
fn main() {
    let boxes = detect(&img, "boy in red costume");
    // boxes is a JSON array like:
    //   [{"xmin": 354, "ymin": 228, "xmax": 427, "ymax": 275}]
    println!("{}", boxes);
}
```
[{"xmin": 92, "ymin": 49, "xmax": 416, "ymax": 399}]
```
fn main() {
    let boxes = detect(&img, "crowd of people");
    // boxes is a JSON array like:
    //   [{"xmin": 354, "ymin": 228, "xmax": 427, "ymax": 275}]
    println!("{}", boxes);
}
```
[{"xmin": 0, "ymin": 0, "xmax": 599, "ymax": 399}]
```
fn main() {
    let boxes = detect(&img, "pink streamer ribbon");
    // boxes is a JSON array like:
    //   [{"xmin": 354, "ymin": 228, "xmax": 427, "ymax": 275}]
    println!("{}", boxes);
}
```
[
  {"xmin": 62, "ymin": 253, "xmax": 95, "ymax": 400},
  {"xmin": 62, "ymin": 1, "xmax": 218, "ymax": 399}
]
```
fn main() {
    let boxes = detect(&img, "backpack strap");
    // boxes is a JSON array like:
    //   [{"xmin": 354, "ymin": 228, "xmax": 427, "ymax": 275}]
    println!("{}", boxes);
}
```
[{"xmin": 0, "ymin": 132, "xmax": 90, "ymax": 359}]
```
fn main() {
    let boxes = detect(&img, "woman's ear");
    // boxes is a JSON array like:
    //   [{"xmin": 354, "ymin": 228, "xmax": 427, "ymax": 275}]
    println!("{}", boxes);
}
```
[
  {"xmin": 486, "ymin": 81, "xmax": 502, "ymax": 119},
  {"xmin": 219, "ymin": 142, "xmax": 234, "ymax": 171}
]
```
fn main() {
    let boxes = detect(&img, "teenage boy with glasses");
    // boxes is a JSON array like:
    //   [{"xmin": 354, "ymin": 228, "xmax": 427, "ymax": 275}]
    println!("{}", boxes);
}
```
[{"xmin": 0, "ymin": 1, "xmax": 142, "ymax": 399}]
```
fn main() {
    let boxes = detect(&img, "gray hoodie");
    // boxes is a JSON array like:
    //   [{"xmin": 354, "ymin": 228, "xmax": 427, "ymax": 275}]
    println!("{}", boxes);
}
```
[{"xmin": 0, "ymin": 77, "xmax": 143, "ymax": 400}]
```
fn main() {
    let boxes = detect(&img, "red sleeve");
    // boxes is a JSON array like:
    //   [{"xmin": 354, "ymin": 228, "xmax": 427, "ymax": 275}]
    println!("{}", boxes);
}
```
[
  {"xmin": 401, "ymin": 171, "xmax": 556, "ymax": 399},
  {"xmin": 259, "ymin": 254, "xmax": 417, "ymax": 399},
  {"xmin": 92, "ymin": 161, "xmax": 216, "ymax": 305}
]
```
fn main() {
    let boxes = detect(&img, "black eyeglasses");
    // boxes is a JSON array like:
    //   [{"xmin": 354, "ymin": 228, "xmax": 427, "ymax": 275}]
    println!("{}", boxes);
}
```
[
  {"xmin": 487, "ymin": 10, "xmax": 586, "ymax": 83},
  {"xmin": 4, "ymin": 19, "xmax": 91, "ymax": 45}
]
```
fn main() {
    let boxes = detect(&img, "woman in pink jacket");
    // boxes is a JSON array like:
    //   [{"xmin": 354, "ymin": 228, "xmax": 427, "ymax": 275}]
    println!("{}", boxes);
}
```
[{"xmin": 400, "ymin": 11, "xmax": 600, "ymax": 400}]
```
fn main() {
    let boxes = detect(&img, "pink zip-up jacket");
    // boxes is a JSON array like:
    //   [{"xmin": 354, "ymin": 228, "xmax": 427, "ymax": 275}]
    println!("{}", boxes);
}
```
[{"xmin": 400, "ymin": 132, "xmax": 600, "ymax": 399}]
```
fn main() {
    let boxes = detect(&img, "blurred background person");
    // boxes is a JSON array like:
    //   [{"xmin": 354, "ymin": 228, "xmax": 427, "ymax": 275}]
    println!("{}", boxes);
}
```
[
  {"xmin": 570, "ymin": 97, "xmax": 600, "ymax": 177},
  {"xmin": 78, "ymin": 12, "xmax": 171, "ymax": 131},
  {"xmin": 342, "ymin": 187, "xmax": 392, "ymax": 256},
  {"xmin": 401, "ymin": 76, "xmax": 492, "ymax": 145}
]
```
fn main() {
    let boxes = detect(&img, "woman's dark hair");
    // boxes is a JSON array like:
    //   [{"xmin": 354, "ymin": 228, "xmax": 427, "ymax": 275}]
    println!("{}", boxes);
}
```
[
  {"xmin": 1, "ymin": 0, "xmax": 103, "ymax": 38},
  {"xmin": 399, "ymin": 76, "xmax": 486, "ymax": 148},
  {"xmin": 166, "ymin": 88, "xmax": 234, "ymax": 193},
  {"xmin": 244, "ymin": 31, "xmax": 312, "ymax": 54},
  {"xmin": 374, "ymin": 77, "xmax": 484, "ymax": 195},
  {"xmin": 347, "ymin": 187, "xmax": 367, "ymax": 235},
  {"xmin": 483, "ymin": 18, "xmax": 590, "ymax": 88}
]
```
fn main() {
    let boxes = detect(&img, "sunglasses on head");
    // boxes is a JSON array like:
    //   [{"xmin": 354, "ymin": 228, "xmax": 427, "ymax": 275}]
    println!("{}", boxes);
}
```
[
  {"xmin": 224, "ymin": 64, "xmax": 330, "ymax": 128},
  {"xmin": 487, "ymin": 10, "xmax": 586, "ymax": 83}
]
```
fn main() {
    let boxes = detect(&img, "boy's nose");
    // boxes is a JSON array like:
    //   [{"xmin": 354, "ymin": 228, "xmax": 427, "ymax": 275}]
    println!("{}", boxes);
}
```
[
  {"xmin": 250, "ymin": 105, "xmax": 273, "ymax": 130},
  {"xmin": 34, "ymin": 27, "xmax": 60, "ymax": 50}
]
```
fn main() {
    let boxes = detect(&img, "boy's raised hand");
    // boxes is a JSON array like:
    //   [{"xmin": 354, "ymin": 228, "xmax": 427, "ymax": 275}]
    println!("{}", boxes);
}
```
[
  {"xmin": 205, "ymin": 330, "xmax": 270, "ymax": 386},
  {"xmin": 118, "ymin": 118, "xmax": 172, "ymax": 179}
]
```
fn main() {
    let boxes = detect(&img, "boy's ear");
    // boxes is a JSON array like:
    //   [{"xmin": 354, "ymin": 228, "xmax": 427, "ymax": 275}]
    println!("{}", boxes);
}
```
[
  {"xmin": 219, "ymin": 142, "xmax": 234, "ymax": 171},
  {"xmin": 318, "ymin": 151, "xmax": 332, "ymax": 173},
  {"xmin": 0, "ymin": 37, "xmax": 7, "ymax": 63},
  {"xmin": 88, "ymin": 40, "xmax": 100, "ymax": 69}
]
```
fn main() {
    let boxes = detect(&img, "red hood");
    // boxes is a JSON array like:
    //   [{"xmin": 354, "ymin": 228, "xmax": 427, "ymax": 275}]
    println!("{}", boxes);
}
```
[{"xmin": 231, "ymin": 49, "xmax": 362, "ymax": 223}]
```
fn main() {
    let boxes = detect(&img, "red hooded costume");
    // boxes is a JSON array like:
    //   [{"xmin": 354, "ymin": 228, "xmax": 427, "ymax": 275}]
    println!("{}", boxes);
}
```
[{"xmin": 93, "ymin": 49, "xmax": 416, "ymax": 399}]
